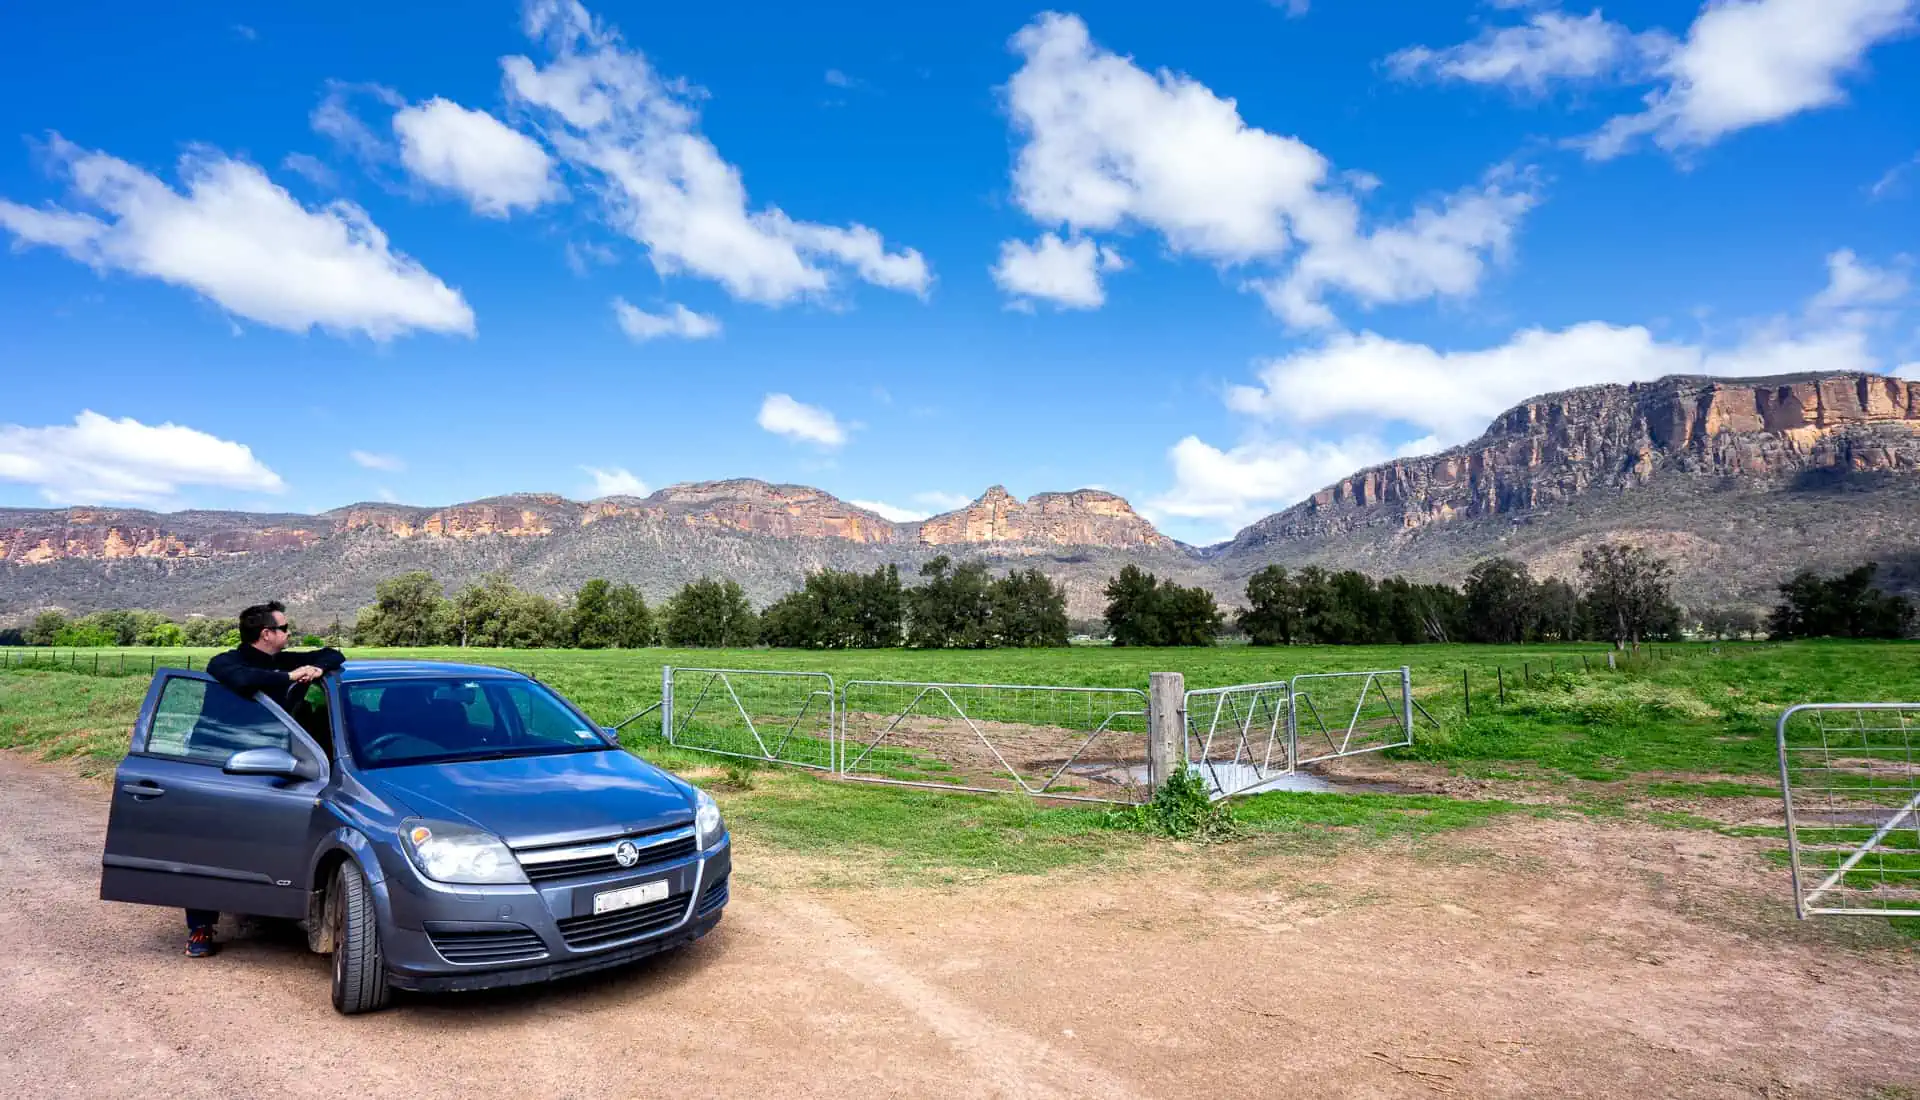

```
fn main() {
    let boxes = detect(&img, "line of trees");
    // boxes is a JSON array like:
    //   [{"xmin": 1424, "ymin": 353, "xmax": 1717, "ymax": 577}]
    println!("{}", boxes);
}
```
[
  {"xmin": 761, "ymin": 557, "xmax": 1070, "ymax": 649},
  {"xmin": 352, "ymin": 571, "xmax": 656, "ymax": 649},
  {"xmin": 1233, "ymin": 543, "xmax": 1685, "ymax": 648},
  {"xmin": 1103, "ymin": 566, "xmax": 1225, "ymax": 646},
  {"xmin": 7, "ymin": 548, "xmax": 1912, "ymax": 651},
  {"xmin": 1768, "ymin": 564, "xmax": 1916, "ymax": 640},
  {"xmin": 5, "ymin": 609, "xmax": 262, "ymax": 649},
  {"xmin": 350, "ymin": 559, "xmax": 1073, "ymax": 650}
]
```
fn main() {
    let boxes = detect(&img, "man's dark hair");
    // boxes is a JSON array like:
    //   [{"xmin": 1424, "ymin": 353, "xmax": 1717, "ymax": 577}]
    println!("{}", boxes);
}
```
[{"xmin": 238, "ymin": 601, "xmax": 287, "ymax": 644}]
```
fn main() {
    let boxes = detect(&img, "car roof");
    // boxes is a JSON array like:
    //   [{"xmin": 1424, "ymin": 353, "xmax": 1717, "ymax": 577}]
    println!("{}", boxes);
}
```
[{"xmin": 336, "ymin": 659, "xmax": 531, "ymax": 683}]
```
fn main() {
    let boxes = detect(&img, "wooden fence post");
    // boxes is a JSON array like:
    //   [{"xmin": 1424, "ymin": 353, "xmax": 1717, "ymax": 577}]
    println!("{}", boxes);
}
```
[{"xmin": 1147, "ymin": 672, "xmax": 1185, "ymax": 789}]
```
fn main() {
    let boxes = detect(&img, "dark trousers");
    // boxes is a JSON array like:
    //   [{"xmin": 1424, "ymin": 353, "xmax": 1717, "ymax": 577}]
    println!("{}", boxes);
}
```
[{"xmin": 185, "ymin": 909, "xmax": 218, "ymax": 932}]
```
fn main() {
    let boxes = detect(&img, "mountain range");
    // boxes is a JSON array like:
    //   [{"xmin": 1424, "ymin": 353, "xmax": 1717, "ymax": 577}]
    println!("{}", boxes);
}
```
[{"xmin": 5, "ymin": 371, "xmax": 1918, "ymax": 625}]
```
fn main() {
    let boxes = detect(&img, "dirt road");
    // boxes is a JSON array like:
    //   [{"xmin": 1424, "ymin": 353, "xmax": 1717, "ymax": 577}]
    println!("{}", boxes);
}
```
[{"xmin": 3, "ymin": 750, "xmax": 1916, "ymax": 1099}]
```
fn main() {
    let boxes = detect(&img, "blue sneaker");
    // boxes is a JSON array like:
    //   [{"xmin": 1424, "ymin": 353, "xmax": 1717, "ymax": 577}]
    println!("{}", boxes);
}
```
[{"xmin": 185, "ymin": 926, "xmax": 216, "ymax": 958}]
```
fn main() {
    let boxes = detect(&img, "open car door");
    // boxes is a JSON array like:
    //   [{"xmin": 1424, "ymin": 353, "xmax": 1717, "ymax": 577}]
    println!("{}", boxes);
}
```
[{"xmin": 100, "ymin": 670, "xmax": 330, "ymax": 919}]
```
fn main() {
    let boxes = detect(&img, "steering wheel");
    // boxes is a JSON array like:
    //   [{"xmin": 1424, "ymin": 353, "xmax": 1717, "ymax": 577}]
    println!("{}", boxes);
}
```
[{"xmin": 360, "ymin": 732, "xmax": 419, "ymax": 759}]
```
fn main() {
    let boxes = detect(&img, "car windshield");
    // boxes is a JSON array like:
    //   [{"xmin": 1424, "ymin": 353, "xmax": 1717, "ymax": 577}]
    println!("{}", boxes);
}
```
[{"xmin": 343, "ymin": 676, "xmax": 612, "ymax": 768}]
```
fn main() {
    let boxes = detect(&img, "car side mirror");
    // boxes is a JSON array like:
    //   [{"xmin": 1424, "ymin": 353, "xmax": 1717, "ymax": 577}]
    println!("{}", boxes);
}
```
[{"xmin": 224, "ymin": 747, "xmax": 309, "ymax": 779}]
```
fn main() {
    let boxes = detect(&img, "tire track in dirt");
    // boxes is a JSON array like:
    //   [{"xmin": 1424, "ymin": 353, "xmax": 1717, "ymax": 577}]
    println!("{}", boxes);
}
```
[{"xmin": 769, "ymin": 897, "xmax": 1141, "ymax": 1100}]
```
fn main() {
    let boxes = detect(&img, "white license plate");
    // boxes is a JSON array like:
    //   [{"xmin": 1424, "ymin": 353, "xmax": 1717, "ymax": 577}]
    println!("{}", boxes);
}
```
[{"xmin": 592, "ymin": 879, "xmax": 670, "ymax": 915}]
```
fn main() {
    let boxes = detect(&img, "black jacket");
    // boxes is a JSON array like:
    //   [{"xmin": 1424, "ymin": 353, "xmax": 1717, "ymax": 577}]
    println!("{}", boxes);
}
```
[{"xmin": 206, "ymin": 643, "xmax": 346, "ymax": 708}]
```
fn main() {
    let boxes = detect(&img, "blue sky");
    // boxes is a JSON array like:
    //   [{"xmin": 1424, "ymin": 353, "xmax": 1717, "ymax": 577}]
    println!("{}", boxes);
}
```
[{"xmin": 1, "ymin": 0, "xmax": 1916, "ymax": 545}]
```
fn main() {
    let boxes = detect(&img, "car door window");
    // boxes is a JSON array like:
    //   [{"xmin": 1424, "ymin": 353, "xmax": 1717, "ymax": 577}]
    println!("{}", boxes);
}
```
[
  {"xmin": 145, "ymin": 677, "xmax": 290, "ymax": 765},
  {"xmin": 288, "ymin": 682, "xmax": 334, "ymax": 758}
]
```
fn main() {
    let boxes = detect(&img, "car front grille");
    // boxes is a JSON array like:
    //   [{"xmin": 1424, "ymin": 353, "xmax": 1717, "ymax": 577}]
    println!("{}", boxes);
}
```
[
  {"xmin": 522, "ymin": 833, "xmax": 702, "ymax": 883},
  {"xmin": 697, "ymin": 874, "xmax": 729, "ymax": 915},
  {"xmin": 555, "ymin": 893, "xmax": 691, "ymax": 949},
  {"xmin": 427, "ymin": 927, "xmax": 550, "ymax": 966}
]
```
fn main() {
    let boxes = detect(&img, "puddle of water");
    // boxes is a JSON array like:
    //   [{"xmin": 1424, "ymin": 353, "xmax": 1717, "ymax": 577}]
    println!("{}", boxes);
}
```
[{"xmin": 1087, "ymin": 762, "xmax": 1389, "ymax": 798}]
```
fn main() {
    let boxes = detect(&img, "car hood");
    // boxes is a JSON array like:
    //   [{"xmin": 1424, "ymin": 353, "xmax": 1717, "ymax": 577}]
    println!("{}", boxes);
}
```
[{"xmin": 363, "ymin": 749, "xmax": 694, "ymax": 848}]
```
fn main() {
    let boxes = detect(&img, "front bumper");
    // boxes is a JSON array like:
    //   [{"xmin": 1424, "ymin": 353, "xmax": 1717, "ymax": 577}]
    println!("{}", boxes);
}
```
[
  {"xmin": 377, "ymin": 834, "xmax": 731, "ymax": 991},
  {"xmin": 388, "ymin": 911, "xmax": 723, "ymax": 993}
]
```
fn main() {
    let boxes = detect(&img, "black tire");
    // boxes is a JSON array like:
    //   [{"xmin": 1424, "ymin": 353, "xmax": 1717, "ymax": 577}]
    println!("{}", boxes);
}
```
[{"xmin": 329, "ymin": 861, "xmax": 391, "ymax": 1015}]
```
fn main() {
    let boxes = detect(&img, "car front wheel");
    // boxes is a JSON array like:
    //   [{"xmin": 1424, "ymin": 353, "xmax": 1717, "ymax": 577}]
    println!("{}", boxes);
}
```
[{"xmin": 329, "ymin": 860, "xmax": 391, "ymax": 1015}]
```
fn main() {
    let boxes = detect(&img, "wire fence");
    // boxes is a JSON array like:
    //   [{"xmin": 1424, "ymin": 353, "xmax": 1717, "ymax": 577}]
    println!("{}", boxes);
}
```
[
  {"xmin": 1457, "ymin": 644, "xmax": 1690, "ymax": 715},
  {"xmin": 0, "ymin": 648, "xmax": 203, "ymax": 675},
  {"xmin": 1776, "ymin": 703, "xmax": 1920, "ymax": 918}
]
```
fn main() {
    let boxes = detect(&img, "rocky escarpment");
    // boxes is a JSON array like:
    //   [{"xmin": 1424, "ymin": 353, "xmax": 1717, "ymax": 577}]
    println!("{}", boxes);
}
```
[
  {"xmin": 1216, "ymin": 372, "xmax": 1920, "ymax": 609},
  {"xmin": 638, "ymin": 480, "xmax": 898, "ymax": 543},
  {"xmin": 0, "ymin": 480, "xmax": 1199, "ymax": 621},
  {"xmin": 0, "ymin": 480, "xmax": 1176, "ymax": 567},
  {"xmin": 1228, "ymin": 373, "xmax": 1920, "ymax": 552},
  {"xmin": 0, "ymin": 508, "xmax": 323, "ymax": 564},
  {"xmin": 915, "ymin": 487, "xmax": 1173, "ymax": 550}
]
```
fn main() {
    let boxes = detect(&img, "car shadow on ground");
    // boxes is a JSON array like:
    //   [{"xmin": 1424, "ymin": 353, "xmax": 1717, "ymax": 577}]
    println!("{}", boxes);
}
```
[{"xmin": 152, "ymin": 913, "xmax": 727, "ymax": 1020}]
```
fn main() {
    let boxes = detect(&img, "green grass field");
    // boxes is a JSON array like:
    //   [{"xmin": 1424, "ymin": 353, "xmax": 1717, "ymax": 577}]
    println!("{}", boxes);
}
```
[
  {"xmin": 10, "ymin": 639, "xmax": 1914, "ymax": 776},
  {"xmin": 4, "ymin": 640, "xmax": 1917, "ymax": 887}
]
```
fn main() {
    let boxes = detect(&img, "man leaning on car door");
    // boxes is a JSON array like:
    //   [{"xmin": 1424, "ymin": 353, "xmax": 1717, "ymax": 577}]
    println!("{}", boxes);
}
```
[{"xmin": 186, "ymin": 601, "xmax": 344, "ymax": 958}]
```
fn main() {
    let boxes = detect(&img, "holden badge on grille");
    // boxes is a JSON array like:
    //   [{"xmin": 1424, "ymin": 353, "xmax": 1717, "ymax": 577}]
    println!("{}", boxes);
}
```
[{"xmin": 613, "ymin": 840, "xmax": 640, "ymax": 868}]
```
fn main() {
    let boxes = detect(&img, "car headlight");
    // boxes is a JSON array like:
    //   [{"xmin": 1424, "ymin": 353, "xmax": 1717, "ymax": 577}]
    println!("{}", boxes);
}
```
[
  {"xmin": 694, "ymin": 789, "xmax": 725, "ymax": 850},
  {"xmin": 401, "ymin": 819, "xmax": 528, "ymax": 885}
]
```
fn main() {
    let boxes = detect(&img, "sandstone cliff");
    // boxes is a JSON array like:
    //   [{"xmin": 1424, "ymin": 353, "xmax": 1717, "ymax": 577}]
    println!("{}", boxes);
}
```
[
  {"xmin": 0, "ymin": 479, "xmax": 1178, "ymax": 567},
  {"xmin": 916, "ymin": 487, "xmax": 1172, "ymax": 550},
  {"xmin": 1220, "ymin": 372, "xmax": 1920, "ymax": 607},
  {"xmin": 1230, "ymin": 373, "xmax": 1920, "ymax": 550}
]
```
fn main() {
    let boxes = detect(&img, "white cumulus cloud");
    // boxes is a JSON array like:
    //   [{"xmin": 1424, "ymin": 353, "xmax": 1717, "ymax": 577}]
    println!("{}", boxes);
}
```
[
  {"xmin": 849, "ymin": 499, "xmax": 930, "ymax": 523},
  {"xmin": 757, "ymin": 393, "xmax": 847, "ymax": 448},
  {"xmin": 1388, "ymin": 10, "xmax": 1673, "ymax": 93},
  {"xmin": 504, "ymin": 0, "xmax": 931, "ymax": 305},
  {"xmin": 1253, "ymin": 175, "xmax": 1537, "ymax": 330},
  {"xmin": 999, "ymin": 13, "xmax": 1534, "ymax": 325},
  {"xmin": 0, "ymin": 411, "xmax": 285, "ymax": 505},
  {"xmin": 1582, "ymin": 0, "xmax": 1918, "ymax": 159},
  {"xmin": 0, "ymin": 136, "xmax": 473, "ymax": 340},
  {"xmin": 1225, "ymin": 322, "xmax": 1878, "ymax": 441},
  {"xmin": 914, "ymin": 490, "xmax": 975, "ymax": 512},
  {"xmin": 991, "ymin": 233, "xmax": 1125, "ymax": 309},
  {"xmin": 350, "ymin": 450, "xmax": 405, "ymax": 471},
  {"xmin": 582, "ymin": 465, "xmax": 647, "ymax": 496},
  {"xmin": 612, "ymin": 297, "xmax": 721, "ymax": 341},
  {"xmin": 394, "ymin": 97, "xmax": 563, "ymax": 217},
  {"xmin": 1810, "ymin": 248, "xmax": 1911, "ymax": 314},
  {"xmin": 1149, "ymin": 435, "xmax": 1417, "ymax": 533}
]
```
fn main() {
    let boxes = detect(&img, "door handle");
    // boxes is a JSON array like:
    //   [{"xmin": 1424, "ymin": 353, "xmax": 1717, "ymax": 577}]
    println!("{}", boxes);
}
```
[{"xmin": 120, "ymin": 781, "xmax": 166, "ymax": 799}]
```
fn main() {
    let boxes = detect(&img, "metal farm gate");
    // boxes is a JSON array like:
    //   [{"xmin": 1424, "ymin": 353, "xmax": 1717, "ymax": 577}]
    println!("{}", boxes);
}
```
[
  {"xmin": 1289, "ymin": 669, "xmax": 1415, "ymax": 766},
  {"xmin": 1184, "ymin": 681, "xmax": 1295, "ymax": 798},
  {"xmin": 660, "ymin": 666, "xmax": 838, "ymax": 771},
  {"xmin": 1184, "ymin": 668, "xmax": 1415, "ymax": 798},
  {"xmin": 839, "ymin": 680, "xmax": 1151, "ymax": 805},
  {"xmin": 1777, "ymin": 703, "xmax": 1920, "ymax": 918}
]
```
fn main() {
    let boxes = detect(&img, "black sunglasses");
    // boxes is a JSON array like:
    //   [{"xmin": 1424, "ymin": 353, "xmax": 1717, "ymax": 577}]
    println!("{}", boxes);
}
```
[{"xmin": 267, "ymin": 622, "xmax": 293, "ymax": 633}]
